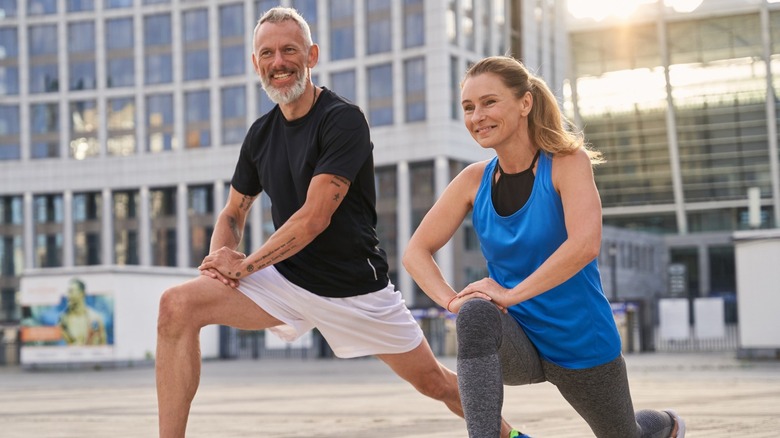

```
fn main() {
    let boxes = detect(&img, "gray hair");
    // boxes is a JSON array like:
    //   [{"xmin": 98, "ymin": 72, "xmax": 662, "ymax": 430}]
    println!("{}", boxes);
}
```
[{"xmin": 254, "ymin": 7, "xmax": 313, "ymax": 49}]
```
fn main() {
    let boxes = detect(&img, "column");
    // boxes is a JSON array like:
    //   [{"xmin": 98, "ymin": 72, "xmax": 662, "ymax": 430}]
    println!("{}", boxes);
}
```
[
  {"xmin": 434, "ymin": 156, "xmax": 454, "ymax": 285},
  {"xmin": 139, "ymin": 186, "xmax": 151, "ymax": 266},
  {"xmin": 396, "ymin": 161, "xmax": 413, "ymax": 305}
]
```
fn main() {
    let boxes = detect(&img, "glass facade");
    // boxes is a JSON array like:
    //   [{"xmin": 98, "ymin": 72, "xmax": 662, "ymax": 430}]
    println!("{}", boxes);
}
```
[
  {"xmin": 30, "ymin": 103, "xmax": 59, "ymax": 159},
  {"xmin": 150, "ymin": 187, "xmax": 177, "ymax": 267},
  {"xmin": 367, "ymin": 63, "xmax": 393, "ymax": 126},
  {"xmin": 0, "ymin": 27, "xmax": 19, "ymax": 96},
  {"xmin": 106, "ymin": 17, "xmax": 135, "ymax": 88},
  {"xmin": 73, "ymin": 192, "xmax": 101, "ymax": 266},
  {"xmin": 147, "ymin": 93, "xmax": 175, "ymax": 153},
  {"xmin": 221, "ymin": 85, "xmax": 247, "ymax": 145}
]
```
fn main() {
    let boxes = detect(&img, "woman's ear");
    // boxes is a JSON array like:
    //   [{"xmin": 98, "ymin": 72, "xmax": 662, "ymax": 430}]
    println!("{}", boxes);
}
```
[{"xmin": 520, "ymin": 91, "xmax": 533, "ymax": 118}]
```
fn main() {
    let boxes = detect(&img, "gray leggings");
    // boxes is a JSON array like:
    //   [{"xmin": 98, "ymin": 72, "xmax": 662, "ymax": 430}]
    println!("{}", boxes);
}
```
[{"xmin": 456, "ymin": 299, "xmax": 674, "ymax": 438}]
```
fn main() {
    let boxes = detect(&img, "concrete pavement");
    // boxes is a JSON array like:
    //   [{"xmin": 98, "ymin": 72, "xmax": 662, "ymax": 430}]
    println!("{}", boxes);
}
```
[{"xmin": 0, "ymin": 352, "xmax": 778, "ymax": 437}]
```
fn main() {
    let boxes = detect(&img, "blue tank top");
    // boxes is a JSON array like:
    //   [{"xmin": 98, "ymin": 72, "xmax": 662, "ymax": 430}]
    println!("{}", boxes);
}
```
[{"xmin": 471, "ymin": 152, "xmax": 621, "ymax": 369}]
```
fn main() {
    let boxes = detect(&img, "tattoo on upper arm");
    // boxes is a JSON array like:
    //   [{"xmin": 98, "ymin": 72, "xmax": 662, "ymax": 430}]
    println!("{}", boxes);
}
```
[
  {"xmin": 329, "ymin": 176, "xmax": 350, "ymax": 188},
  {"xmin": 333, "ymin": 193, "xmax": 341, "ymax": 202}
]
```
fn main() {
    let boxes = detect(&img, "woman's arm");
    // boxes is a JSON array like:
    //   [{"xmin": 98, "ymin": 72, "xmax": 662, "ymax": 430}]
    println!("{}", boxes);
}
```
[{"xmin": 464, "ymin": 148, "xmax": 602, "ymax": 308}]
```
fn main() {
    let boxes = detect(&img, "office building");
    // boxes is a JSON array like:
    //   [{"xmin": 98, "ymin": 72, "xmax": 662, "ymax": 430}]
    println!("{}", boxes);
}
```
[{"xmin": 0, "ymin": 0, "xmax": 569, "ymax": 322}]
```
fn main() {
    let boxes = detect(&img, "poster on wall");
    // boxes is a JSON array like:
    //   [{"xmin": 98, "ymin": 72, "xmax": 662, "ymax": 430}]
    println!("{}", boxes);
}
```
[{"xmin": 20, "ymin": 277, "xmax": 115, "ymax": 364}]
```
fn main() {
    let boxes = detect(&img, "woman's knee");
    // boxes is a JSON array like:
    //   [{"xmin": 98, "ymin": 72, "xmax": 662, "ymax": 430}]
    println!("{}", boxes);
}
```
[{"xmin": 456, "ymin": 299, "xmax": 503, "ymax": 358}]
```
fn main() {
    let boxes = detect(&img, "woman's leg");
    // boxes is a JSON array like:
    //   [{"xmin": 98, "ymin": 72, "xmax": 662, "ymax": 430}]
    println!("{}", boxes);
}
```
[
  {"xmin": 456, "ymin": 299, "xmax": 544, "ymax": 438},
  {"xmin": 543, "ymin": 355, "xmax": 675, "ymax": 438}
]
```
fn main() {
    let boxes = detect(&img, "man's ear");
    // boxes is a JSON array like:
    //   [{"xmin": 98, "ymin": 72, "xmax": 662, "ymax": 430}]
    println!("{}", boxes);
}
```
[{"xmin": 307, "ymin": 43, "xmax": 319, "ymax": 68}]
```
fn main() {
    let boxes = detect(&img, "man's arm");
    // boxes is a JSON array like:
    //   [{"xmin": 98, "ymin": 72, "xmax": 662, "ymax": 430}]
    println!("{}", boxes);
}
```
[
  {"xmin": 199, "ymin": 173, "xmax": 350, "ymax": 280},
  {"xmin": 211, "ymin": 187, "xmax": 258, "ymax": 253}
]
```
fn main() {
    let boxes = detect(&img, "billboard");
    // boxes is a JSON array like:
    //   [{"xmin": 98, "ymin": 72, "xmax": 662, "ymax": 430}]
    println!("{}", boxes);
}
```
[{"xmin": 20, "ymin": 277, "xmax": 115, "ymax": 363}]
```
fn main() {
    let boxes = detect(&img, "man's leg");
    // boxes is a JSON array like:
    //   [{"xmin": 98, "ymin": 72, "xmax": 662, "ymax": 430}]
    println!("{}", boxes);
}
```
[
  {"xmin": 377, "ymin": 337, "xmax": 514, "ymax": 437},
  {"xmin": 156, "ymin": 275, "xmax": 283, "ymax": 438}
]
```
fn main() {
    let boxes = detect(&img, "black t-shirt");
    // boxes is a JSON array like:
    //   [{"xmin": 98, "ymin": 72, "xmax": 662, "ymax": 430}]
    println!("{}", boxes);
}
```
[{"xmin": 231, "ymin": 88, "xmax": 390, "ymax": 297}]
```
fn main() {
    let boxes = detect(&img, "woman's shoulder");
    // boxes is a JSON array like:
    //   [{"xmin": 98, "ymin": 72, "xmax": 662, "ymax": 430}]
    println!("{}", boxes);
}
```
[{"xmin": 458, "ymin": 159, "xmax": 492, "ymax": 183}]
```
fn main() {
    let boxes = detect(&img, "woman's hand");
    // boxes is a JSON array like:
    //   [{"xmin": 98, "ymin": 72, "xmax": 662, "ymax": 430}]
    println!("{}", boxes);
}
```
[{"xmin": 460, "ymin": 277, "xmax": 511, "ymax": 312}]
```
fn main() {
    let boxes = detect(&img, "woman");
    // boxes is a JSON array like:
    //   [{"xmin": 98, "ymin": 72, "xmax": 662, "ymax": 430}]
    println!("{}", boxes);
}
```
[{"xmin": 403, "ymin": 56, "xmax": 685, "ymax": 438}]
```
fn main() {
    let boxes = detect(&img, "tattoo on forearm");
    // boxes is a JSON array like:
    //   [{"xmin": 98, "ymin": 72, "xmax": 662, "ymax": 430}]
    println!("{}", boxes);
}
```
[
  {"xmin": 228, "ymin": 216, "xmax": 241, "ymax": 242},
  {"xmin": 333, "ymin": 193, "xmax": 341, "ymax": 202},
  {"xmin": 247, "ymin": 237, "xmax": 297, "ymax": 273}
]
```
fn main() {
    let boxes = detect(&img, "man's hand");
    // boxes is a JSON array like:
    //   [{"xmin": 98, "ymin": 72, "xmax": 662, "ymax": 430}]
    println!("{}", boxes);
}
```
[
  {"xmin": 199, "ymin": 247, "xmax": 247, "ymax": 281},
  {"xmin": 200, "ymin": 268, "xmax": 240, "ymax": 289}
]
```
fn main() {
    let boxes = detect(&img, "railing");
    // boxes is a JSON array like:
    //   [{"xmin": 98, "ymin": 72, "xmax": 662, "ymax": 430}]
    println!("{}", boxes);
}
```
[{"xmin": 654, "ymin": 324, "xmax": 739, "ymax": 352}]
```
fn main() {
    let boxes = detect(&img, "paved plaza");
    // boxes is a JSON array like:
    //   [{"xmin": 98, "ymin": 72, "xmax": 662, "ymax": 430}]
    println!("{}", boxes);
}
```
[{"xmin": 0, "ymin": 351, "xmax": 778, "ymax": 437}]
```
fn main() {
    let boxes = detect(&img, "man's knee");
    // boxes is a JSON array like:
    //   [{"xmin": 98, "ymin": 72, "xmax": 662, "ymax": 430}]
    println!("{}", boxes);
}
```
[
  {"xmin": 456, "ymin": 299, "xmax": 502, "ymax": 359},
  {"xmin": 157, "ymin": 284, "xmax": 198, "ymax": 338}
]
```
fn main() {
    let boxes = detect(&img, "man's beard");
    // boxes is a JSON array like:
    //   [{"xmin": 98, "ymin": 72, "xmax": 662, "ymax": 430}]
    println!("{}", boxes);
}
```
[{"xmin": 261, "ymin": 67, "xmax": 308, "ymax": 105}]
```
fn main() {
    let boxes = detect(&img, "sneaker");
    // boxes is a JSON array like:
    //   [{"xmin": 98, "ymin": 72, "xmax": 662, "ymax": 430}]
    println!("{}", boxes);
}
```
[
  {"xmin": 509, "ymin": 429, "xmax": 532, "ymax": 438},
  {"xmin": 664, "ymin": 410, "xmax": 686, "ymax": 438}
]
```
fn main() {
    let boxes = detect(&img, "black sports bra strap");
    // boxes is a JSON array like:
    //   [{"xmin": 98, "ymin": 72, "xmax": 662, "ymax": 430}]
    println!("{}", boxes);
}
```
[{"xmin": 497, "ymin": 149, "xmax": 541, "ymax": 176}]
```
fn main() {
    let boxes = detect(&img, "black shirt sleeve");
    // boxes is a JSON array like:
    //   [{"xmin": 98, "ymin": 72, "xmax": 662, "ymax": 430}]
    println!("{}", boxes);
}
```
[{"xmin": 313, "ymin": 105, "xmax": 372, "ymax": 183}]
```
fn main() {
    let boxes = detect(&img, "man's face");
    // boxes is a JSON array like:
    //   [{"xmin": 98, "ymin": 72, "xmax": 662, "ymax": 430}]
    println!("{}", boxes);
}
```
[
  {"xmin": 66, "ymin": 282, "xmax": 85, "ymax": 310},
  {"xmin": 253, "ymin": 20, "xmax": 314, "ymax": 105}
]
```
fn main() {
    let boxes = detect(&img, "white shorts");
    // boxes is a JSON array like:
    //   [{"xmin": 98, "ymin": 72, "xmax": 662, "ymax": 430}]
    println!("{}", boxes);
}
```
[{"xmin": 237, "ymin": 266, "xmax": 424, "ymax": 358}]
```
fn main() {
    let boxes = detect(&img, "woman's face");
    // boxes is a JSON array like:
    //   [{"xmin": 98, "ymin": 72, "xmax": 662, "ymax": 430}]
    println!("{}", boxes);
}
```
[{"xmin": 460, "ymin": 72, "xmax": 530, "ymax": 150}]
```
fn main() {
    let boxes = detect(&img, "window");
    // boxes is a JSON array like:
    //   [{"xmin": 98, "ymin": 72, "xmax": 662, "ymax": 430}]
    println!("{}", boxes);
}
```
[
  {"xmin": 106, "ymin": 18, "xmax": 134, "ymax": 88},
  {"xmin": 28, "ymin": 0, "xmax": 56, "ymax": 15},
  {"xmin": 113, "ymin": 190, "xmax": 139, "ymax": 265},
  {"xmin": 68, "ymin": 21, "xmax": 96, "ymax": 91},
  {"xmin": 107, "ymin": 97, "xmax": 135, "ymax": 156},
  {"xmin": 105, "ymin": 0, "xmax": 132, "ymax": 9},
  {"xmin": 67, "ymin": 0, "xmax": 93, "ymax": 12},
  {"xmin": 30, "ymin": 102, "xmax": 59, "ymax": 159},
  {"xmin": 69, "ymin": 100, "xmax": 99, "ymax": 160},
  {"xmin": 188, "ymin": 185, "xmax": 214, "ymax": 267},
  {"xmin": 329, "ymin": 0, "xmax": 355, "ymax": 60},
  {"xmin": 33, "ymin": 194, "xmax": 63, "ymax": 268},
  {"xmin": 221, "ymin": 86, "xmax": 246, "ymax": 145},
  {"xmin": 366, "ymin": 0, "xmax": 391, "ymax": 55},
  {"xmin": 219, "ymin": 3, "xmax": 245, "ymax": 77},
  {"xmin": 0, "ymin": 28, "xmax": 19, "ymax": 95},
  {"xmin": 150, "ymin": 187, "xmax": 177, "ymax": 267},
  {"xmin": 293, "ymin": 0, "xmax": 317, "ymax": 41},
  {"xmin": 73, "ymin": 192, "xmax": 102, "ymax": 266},
  {"xmin": 403, "ymin": 0, "xmax": 425, "ymax": 48},
  {"xmin": 404, "ymin": 57, "xmax": 426, "ymax": 122},
  {"xmin": 144, "ymin": 14, "xmax": 173, "ymax": 84},
  {"xmin": 0, "ymin": 0, "xmax": 18, "ymax": 17},
  {"xmin": 183, "ymin": 8, "xmax": 209, "ymax": 81},
  {"xmin": 147, "ymin": 94, "xmax": 175, "ymax": 152},
  {"xmin": 0, "ymin": 105, "xmax": 20, "ymax": 160},
  {"xmin": 185, "ymin": 90, "xmax": 211, "ymax": 148},
  {"xmin": 330, "ymin": 69, "xmax": 356, "ymax": 103},
  {"xmin": 28, "ymin": 25, "xmax": 58, "ymax": 93},
  {"xmin": 367, "ymin": 63, "xmax": 393, "ymax": 126}
]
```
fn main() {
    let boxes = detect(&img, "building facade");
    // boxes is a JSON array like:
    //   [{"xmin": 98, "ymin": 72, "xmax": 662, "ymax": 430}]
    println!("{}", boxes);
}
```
[
  {"xmin": 0, "ymin": 0, "xmax": 571, "ymax": 322},
  {"xmin": 566, "ymin": 0, "xmax": 780, "ymax": 303}
]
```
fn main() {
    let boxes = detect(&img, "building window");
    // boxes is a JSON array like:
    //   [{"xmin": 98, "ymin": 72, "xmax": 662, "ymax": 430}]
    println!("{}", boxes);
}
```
[
  {"xmin": 68, "ymin": 21, "xmax": 96, "ymax": 91},
  {"xmin": 293, "ymin": 0, "xmax": 317, "ymax": 41},
  {"xmin": 67, "ymin": 0, "xmax": 94, "ymax": 12},
  {"xmin": 330, "ymin": 69, "xmax": 356, "ymax": 104},
  {"xmin": 183, "ymin": 8, "xmax": 210, "ymax": 81},
  {"xmin": 403, "ymin": 0, "xmax": 424, "ymax": 48},
  {"xmin": 367, "ymin": 63, "xmax": 393, "ymax": 126},
  {"xmin": 0, "ymin": 28, "xmax": 19, "ymax": 96},
  {"xmin": 256, "ymin": 83, "xmax": 276, "ymax": 116},
  {"xmin": 329, "ymin": 0, "xmax": 355, "ymax": 61},
  {"xmin": 73, "ymin": 192, "xmax": 102, "ymax": 266},
  {"xmin": 188, "ymin": 185, "xmax": 214, "ymax": 267},
  {"xmin": 30, "ymin": 102, "xmax": 59, "ymax": 159},
  {"xmin": 113, "ymin": 190, "xmax": 139, "ymax": 265},
  {"xmin": 404, "ymin": 57, "xmax": 426, "ymax": 122},
  {"xmin": 29, "ymin": 25, "xmax": 59, "ymax": 94},
  {"xmin": 185, "ymin": 90, "xmax": 211, "ymax": 148},
  {"xmin": 69, "ymin": 100, "xmax": 99, "ymax": 160},
  {"xmin": 366, "ymin": 0, "xmax": 391, "ymax": 55},
  {"xmin": 28, "ymin": 0, "xmax": 56, "ymax": 15},
  {"xmin": 463, "ymin": 0, "xmax": 475, "ymax": 50},
  {"xmin": 144, "ymin": 13, "xmax": 173, "ymax": 85},
  {"xmin": 447, "ymin": 0, "xmax": 458, "ymax": 45},
  {"xmin": 147, "ymin": 93, "xmax": 175, "ymax": 153},
  {"xmin": 106, "ymin": 17, "xmax": 135, "ymax": 88},
  {"xmin": 0, "ymin": 196, "xmax": 24, "ymax": 279},
  {"xmin": 221, "ymin": 86, "xmax": 246, "ymax": 145},
  {"xmin": 105, "ymin": 0, "xmax": 131, "ymax": 9},
  {"xmin": 107, "ymin": 97, "xmax": 136, "ymax": 156},
  {"xmin": 150, "ymin": 187, "xmax": 177, "ymax": 267},
  {"xmin": 220, "ymin": 3, "xmax": 245, "ymax": 77},
  {"xmin": 0, "ymin": 0, "xmax": 18, "ymax": 17},
  {"xmin": 0, "ymin": 105, "xmax": 20, "ymax": 160},
  {"xmin": 33, "ymin": 194, "xmax": 63, "ymax": 268}
]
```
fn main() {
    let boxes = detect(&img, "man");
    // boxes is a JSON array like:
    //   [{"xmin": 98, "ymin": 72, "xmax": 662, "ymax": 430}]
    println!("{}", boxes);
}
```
[
  {"xmin": 58, "ymin": 278, "xmax": 107, "ymax": 346},
  {"xmin": 156, "ymin": 7, "xmax": 517, "ymax": 438}
]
